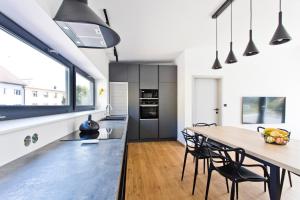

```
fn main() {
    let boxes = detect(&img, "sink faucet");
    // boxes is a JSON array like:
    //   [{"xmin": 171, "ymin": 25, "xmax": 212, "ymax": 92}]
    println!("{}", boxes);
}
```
[{"xmin": 106, "ymin": 104, "xmax": 112, "ymax": 116}]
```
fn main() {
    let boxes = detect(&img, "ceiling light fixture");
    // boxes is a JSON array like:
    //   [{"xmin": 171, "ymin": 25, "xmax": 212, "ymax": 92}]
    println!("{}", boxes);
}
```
[
  {"xmin": 212, "ymin": 18, "xmax": 222, "ymax": 70},
  {"xmin": 54, "ymin": 0, "xmax": 120, "ymax": 48},
  {"xmin": 270, "ymin": 0, "xmax": 291, "ymax": 45},
  {"xmin": 243, "ymin": 0, "xmax": 259, "ymax": 56},
  {"xmin": 225, "ymin": 1, "xmax": 238, "ymax": 64}
]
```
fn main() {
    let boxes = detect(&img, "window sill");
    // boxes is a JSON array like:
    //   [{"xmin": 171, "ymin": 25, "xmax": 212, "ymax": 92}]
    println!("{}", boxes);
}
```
[{"xmin": 0, "ymin": 110, "xmax": 104, "ymax": 135}]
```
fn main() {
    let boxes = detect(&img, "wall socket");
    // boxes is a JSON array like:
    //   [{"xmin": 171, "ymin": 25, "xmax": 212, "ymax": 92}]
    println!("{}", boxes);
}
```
[
  {"xmin": 24, "ymin": 136, "xmax": 31, "ymax": 147},
  {"xmin": 32, "ymin": 133, "xmax": 39, "ymax": 143}
]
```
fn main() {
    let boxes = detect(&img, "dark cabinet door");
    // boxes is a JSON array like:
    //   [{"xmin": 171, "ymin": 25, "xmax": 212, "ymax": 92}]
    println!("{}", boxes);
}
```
[
  {"xmin": 159, "ymin": 65, "xmax": 177, "ymax": 83},
  {"xmin": 127, "ymin": 83, "xmax": 139, "ymax": 141},
  {"xmin": 159, "ymin": 83, "xmax": 177, "ymax": 139},
  {"xmin": 140, "ymin": 119, "xmax": 158, "ymax": 140},
  {"xmin": 140, "ymin": 65, "xmax": 158, "ymax": 89},
  {"xmin": 109, "ymin": 63, "xmax": 128, "ymax": 82},
  {"xmin": 127, "ymin": 64, "xmax": 139, "ymax": 83}
]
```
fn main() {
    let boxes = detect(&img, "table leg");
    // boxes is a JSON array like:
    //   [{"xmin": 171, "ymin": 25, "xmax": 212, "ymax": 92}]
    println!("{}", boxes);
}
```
[{"xmin": 269, "ymin": 165, "xmax": 281, "ymax": 200}]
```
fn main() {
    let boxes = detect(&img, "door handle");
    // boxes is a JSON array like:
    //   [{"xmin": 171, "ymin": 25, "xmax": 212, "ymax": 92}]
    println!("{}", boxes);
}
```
[{"xmin": 214, "ymin": 108, "xmax": 219, "ymax": 114}]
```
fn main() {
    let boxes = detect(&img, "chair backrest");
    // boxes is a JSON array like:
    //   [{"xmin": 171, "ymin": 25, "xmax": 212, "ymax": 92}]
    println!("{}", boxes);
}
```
[
  {"xmin": 208, "ymin": 146, "xmax": 246, "ymax": 172},
  {"xmin": 181, "ymin": 129, "xmax": 205, "ymax": 151}
]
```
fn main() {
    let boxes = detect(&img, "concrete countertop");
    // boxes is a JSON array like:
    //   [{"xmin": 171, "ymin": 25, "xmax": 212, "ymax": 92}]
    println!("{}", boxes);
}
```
[{"xmin": 0, "ymin": 117, "xmax": 128, "ymax": 200}]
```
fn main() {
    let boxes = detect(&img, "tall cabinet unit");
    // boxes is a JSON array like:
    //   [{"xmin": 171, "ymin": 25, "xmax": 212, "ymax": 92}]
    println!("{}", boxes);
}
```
[{"xmin": 159, "ymin": 66, "xmax": 177, "ymax": 139}]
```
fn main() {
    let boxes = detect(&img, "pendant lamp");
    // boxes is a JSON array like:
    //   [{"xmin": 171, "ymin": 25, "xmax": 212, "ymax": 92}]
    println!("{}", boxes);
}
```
[
  {"xmin": 212, "ymin": 18, "xmax": 222, "ymax": 70},
  {"xmin": 244, "ymin": 0, "xmax": 259, "ymax": 56},
  {"xmin": 54, "ymin": 0, "xmax": 120, "ymax": 48},
  {"xmin": 225, "ymin": 1, "xmax": 238, "ymax": 64},
  {"xmin": 270, "ymin": 0, "xmax": 291, "ymax": 45}
]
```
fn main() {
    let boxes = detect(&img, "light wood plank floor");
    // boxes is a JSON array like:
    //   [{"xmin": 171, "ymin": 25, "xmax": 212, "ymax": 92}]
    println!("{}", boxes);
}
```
[{"xmin": 126, "ymin": 141, "xmax": 300, "ymax": 200}]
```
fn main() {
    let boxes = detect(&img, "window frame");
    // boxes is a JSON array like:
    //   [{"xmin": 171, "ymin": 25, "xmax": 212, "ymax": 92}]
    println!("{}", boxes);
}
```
[{"xmin": 0, "ymin": 13, "xmax": 95, "ymax": 121}]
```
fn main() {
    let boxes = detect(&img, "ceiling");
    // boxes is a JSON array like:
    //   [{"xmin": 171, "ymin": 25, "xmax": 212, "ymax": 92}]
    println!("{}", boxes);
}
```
[{"xmin": 35, "ymin": 0, "xmax": 300, "ymax": 62}]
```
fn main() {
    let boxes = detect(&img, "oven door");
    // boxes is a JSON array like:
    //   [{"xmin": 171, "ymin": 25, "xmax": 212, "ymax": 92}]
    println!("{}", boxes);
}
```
[{"xmin": 140, "ymin": 105, "xmax": 158, "ymax": 119}]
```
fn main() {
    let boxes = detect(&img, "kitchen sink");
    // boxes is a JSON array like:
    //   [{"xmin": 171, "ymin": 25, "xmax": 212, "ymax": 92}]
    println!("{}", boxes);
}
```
[{"xmin": 101, "ymin": 115, "xmax": 126, "ymax": 121}]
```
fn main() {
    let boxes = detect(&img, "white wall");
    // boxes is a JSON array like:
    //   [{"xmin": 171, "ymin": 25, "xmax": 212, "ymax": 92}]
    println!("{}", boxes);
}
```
[{"xmin": 176, "ymin": 43, "xmax": 300, "ymax": 140}]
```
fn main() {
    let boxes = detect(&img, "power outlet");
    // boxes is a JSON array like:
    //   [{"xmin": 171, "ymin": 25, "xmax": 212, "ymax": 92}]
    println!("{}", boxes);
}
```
[
  {"xmin": 24, "ymin": 136, "xmax": 31, "ymax": 147},
  {"xmin": 32, "ymin": 133, "xmax": 39, "ymax": 144}
]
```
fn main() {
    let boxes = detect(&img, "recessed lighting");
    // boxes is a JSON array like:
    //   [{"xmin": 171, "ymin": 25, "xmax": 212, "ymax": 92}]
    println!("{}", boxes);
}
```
[
  {"xmin": 76, "ymin": 41, "xmax": 81, "ymax": 44},
  {"xmin": 63, "ymin": 26, "xmax": 69, "ymax": 30}
]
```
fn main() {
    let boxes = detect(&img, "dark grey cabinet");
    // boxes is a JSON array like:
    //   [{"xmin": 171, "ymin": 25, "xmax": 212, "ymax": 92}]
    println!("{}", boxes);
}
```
[
  {"xmin": 159, "ymin": 83, "xmax": 177, "ymax": 139},
  {"xmin": 127, "ymin": 64, "xmax": 139, "ymax": 83},
  {"xmin": 159, "ymin": 65, "xmax": 177, "ymax": 83},
  {"xmin": 127, "ymin": 83, "xmax": 139, "ymax": 140},
  {"xmin": 109, "ymin": 63, "xmax": 128, "ymax": 82},
  {"xmin": 140, "ymin": 65, "xmax": 158, "ymax": 89},
  {"xmin": 140, "ymin": 119, "xmax": 158, "ymax": 140}
]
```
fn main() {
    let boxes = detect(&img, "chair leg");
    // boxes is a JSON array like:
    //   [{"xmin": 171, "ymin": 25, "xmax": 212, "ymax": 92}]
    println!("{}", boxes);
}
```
[
  {"xmin": 280, "ymin": 169, "xmax": 286, "ymax": 195},
  {"xmin": 225, "ymin": 178, "xmax": 229, "ymax": 193},
  {"xmin": 192, "ymin": 158, "xmax": 199, "ymax": 195},
  {"xmin": 181, "ymin": 149, "xmax": 188, "ymax": 181},
  {"xmin": 230, "ymin": 181, "xmax": 235, "ymax": 200},
  {"xmin": 264, "ymin": 164, "xmax": 267, "ymax": 192},
  {"xmin": 205, "ymin": 170, "xmax": 212, "ymax": 200},
  {"xmin": 288, "ymin": 171, "xmax": 293, "ymax": 187},
  {"xmin": 236, "ymin": 182, "xmax": 239, "ymax": 200}
]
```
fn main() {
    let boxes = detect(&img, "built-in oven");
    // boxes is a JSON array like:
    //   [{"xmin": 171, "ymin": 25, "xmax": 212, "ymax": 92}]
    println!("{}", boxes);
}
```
[{"xmin": 140, "ymin": 90, "xmax": 159, "ymax": 119}]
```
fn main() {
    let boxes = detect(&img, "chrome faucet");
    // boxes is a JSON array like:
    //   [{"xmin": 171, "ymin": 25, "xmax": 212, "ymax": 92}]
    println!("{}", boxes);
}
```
[{"xmin": 106, "ymin": 104, "xmax": 113, "ymax": 116}]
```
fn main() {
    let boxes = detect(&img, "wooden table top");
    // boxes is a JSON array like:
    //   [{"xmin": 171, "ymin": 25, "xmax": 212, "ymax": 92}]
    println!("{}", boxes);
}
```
[{"xmin": 187, "ymin": 126, "xmax": 300, "ymax": 175}]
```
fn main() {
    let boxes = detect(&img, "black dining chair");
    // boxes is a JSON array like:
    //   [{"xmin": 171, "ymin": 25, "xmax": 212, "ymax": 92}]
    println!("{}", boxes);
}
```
[
  {"xmin": 205, "ymin": 146, "xmax": 270, "ymax": 200},
  {"xmin": 257, "ymin": 126, "xmax": 293, "ymax": 191},
  {"xmin": 181, "ymin": 129, "xmax": 229, "ymax": 195}
]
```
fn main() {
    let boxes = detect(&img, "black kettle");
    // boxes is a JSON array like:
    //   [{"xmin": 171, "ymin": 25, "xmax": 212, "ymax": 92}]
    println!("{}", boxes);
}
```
[{"xmin": 79, "ymin": 115, "xmax": 100, "ymax": 133}]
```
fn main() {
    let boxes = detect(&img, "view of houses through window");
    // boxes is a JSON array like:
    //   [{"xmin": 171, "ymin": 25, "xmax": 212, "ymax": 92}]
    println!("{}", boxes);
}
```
[{"xmin": 0, "ymin": 27, "xmax": 69, "ymax": 106}]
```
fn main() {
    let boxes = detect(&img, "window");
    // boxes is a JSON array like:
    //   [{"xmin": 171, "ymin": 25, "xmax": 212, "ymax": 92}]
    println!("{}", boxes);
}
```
[
  {"xmin": 76, "ymin": 71, "xmax": 94, "ymax": 106},
  {"xmin": 0, "ymin": 13, "xmax": 95, "ymax": 120}
]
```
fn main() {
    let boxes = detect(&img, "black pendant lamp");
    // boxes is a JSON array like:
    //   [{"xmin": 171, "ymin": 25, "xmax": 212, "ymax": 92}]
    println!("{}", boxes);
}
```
[
  {"xmin": 54, "ymin": 0, "xmax": 120, "ymax": 48},
  {"xmin": 270, "ymin": 0, "xmax": 291, "ymax": 45},
  {"xmin": 244, "ymin": 0, "xmax": 259, "ymax": 56},
  {"xmin": 212, "ymin": 18, "xmax": 222, "ymax": 70},
  {"xmin": 225, "ymin": 1, "xmax": 238, "ymax": 64}
]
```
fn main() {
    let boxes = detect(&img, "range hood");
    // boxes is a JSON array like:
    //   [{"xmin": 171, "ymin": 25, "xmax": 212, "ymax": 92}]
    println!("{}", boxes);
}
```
[{"xmin": 54, "ymin": 0, "xmax": 120, "ymax": 48}]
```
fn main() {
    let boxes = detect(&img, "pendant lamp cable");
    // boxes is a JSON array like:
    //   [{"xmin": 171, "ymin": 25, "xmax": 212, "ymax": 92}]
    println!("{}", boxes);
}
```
[
  {"xmin": 280, "ymin": 0, "xmax": 282, "ymax": 11},
  {"xmin": 230, "ymin": 1, "xmax": 233, "ymax": 42},
  {"xmin": 250, "ymin": 0, "xmax": 253, "ymax": 29},
  {"xmin": 216, "ymin": 18, "xmax": 218, "ymax": 51}
]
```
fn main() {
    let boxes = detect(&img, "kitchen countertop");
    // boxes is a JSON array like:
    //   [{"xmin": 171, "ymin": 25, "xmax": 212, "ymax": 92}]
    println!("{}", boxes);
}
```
[{"xmin": 0, "ymin": 117, "xmax": 128, "ymax": 200}]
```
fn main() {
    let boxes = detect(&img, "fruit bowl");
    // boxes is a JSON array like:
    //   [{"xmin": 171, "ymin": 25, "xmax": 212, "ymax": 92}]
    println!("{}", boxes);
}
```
[{"xmin": 262, "ymin": 128, "xmax": 290, "ymax": 145}]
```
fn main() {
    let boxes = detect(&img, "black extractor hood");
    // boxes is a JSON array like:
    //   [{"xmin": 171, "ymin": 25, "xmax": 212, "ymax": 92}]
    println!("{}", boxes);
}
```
[{"xmin": 54, "ymin": 0, "xmax": 120, "ymax": 48}]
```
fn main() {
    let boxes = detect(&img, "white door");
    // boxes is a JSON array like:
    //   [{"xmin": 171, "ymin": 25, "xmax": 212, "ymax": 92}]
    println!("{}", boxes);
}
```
[{"xmin": 193, "ymin": 78, "xmax": 220, "ymax": 125}]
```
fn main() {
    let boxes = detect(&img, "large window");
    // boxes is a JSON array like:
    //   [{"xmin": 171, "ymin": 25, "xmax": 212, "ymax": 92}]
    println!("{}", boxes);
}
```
[
  {"xmin": 0, "ymin": 27, "xmax": 70, "ymax": 106},
  {"xmin": 0, "ymin": 13, "xmax": 95, "ymax": 120}
]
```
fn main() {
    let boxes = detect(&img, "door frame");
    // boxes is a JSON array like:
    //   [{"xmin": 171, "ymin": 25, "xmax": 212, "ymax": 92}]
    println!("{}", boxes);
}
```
[{"xmin": 192, "ymin": 75, "xmax": 223, "ymax": 125}]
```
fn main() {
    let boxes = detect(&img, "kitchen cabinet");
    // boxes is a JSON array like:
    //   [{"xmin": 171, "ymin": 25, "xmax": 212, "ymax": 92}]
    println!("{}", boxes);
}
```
[
  {"xmin": 109, "ymin": 63, "xmax": 128, "ymax": 82},
  {"xmin": 159, "ymin": 83, "xmax": 177, "ymax": 139},
  {"xmin": 127, "ymin": 83, "xmax": 139, "ymax": 140},
  {"xmin": 127, "ymin": 64, "xmax": 139, "ymax": 83},
  {"xmin": 140, "ymin": 119, "xmax": 158, "ymax": 140},
  {"xmin": 159, "ymin": 65, "xmax": 177, "ymax": 83},
  {"xmin": 140, "ymin": 65, "xmax": 158, "ymax": 89}
]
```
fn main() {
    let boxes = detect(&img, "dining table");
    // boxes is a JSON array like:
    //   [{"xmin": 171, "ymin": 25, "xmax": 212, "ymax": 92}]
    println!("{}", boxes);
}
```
[{"xmin": 187, "ymin": 126, "xmax": 300, "ymax": 200}]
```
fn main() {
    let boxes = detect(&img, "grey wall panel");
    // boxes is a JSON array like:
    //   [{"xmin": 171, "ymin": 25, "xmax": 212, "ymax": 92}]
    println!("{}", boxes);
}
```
[
  {"xmin": 140, "ymin": 65, "xmax": 158, "ymax": 89},
  {"xmin": 159, "ymin": 65, "xmax": 177, "ymax": 83},
  {"xmin": 159, "ymin": 83, "xmax": 177, "ymax": 139},
  {"xmin": 109, "ymin": 63, "xmax": 128, "ymax": 82},
  {"xmin": 127, "ymin": 64, "xmax": 139, "ymax": 83},
  {"xmin": 127, "ymin": 83, "xmax": 139, "ymax": 140},
  {"xmin": 140, "ymin": 119, "xmax": 158, "ymax": 140}
]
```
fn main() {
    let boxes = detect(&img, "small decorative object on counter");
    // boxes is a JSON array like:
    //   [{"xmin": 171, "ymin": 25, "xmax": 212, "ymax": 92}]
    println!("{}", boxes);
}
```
[
  {"xmin": 262, "ymin": 128, "xmax": 290, "ymax": 145},
  {"xmin": 79, "ymin": 115, "xmax": 100, "ymax": 134}
]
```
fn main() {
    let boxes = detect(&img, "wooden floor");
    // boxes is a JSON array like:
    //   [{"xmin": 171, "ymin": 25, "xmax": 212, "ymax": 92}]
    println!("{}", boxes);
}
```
[{"xmin": 125, "ymin": 141, "xmax": 300, "ymax": 200}]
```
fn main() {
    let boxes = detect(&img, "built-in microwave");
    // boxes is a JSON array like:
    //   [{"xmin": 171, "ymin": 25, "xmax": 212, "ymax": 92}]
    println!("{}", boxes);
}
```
[{"xmin": 140, "ymin": 89, "xmax": 158, "ymax": 99}]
